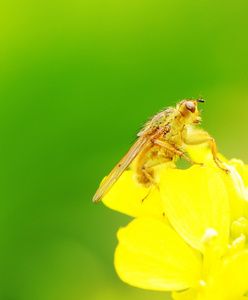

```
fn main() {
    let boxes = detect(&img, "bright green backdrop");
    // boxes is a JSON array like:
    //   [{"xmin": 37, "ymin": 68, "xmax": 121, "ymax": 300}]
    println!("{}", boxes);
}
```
[{"xmin": 0, "ymin": 1, "xmax": 248, "ymax": 300}]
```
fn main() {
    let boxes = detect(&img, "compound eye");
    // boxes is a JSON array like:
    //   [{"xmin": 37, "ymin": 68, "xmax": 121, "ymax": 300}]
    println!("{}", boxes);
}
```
[{"xmin": 186, "ymin": 101, "xmax": 196, "ymax": 113}]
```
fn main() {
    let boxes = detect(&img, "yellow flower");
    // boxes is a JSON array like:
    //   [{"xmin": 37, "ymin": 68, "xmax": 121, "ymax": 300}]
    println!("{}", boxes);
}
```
[
  {"xmin": 115, "ymin": 218, "xmax": 248, "ymax": 300},
  {"xmin": 102, "ymin": 154, "xmax": 248, "ymax": 299}
]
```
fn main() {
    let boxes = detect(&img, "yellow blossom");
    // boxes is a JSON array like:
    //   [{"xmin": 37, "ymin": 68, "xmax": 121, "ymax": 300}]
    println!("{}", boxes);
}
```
[{"xmin": 102, "ymin": 153, "xmax": 248, "ymax": 299}]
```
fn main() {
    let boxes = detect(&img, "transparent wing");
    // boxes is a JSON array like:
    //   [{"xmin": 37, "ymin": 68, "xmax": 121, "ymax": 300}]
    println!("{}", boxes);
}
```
[{"xmin": 93, "ymin": 135, "xmax": 151, "ymax": 203}]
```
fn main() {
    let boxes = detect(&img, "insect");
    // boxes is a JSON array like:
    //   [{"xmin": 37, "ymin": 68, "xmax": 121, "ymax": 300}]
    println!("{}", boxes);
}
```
[{"xmin": 93, "ymin": 99, "xmax": 228, "ymax": 203}]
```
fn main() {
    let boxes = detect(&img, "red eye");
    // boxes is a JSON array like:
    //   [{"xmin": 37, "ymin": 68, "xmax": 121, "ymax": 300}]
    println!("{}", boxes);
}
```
[{"xmin": 186, "ymin": 102, "xmax": 196, "ymax": 113}]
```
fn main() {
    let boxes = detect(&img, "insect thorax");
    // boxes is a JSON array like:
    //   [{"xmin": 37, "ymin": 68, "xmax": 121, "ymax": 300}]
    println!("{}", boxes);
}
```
[{"xmin": 138, "ymin": 107, "xmax": 178, "ymax": 136}]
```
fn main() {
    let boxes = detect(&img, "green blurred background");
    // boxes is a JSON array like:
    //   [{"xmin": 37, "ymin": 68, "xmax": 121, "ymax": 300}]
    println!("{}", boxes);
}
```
[{"xmin": 0, "ymin": 1, "xmax": 248, "ymax": 299}]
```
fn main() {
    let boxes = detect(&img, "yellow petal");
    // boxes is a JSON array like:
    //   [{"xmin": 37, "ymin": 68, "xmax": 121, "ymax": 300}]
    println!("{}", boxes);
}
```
[
  {"xmin": 189, "ymin": 151, "xmax": 246, "ymax": 222},
  {"xmin": 215, "ymin": 165, "xmax": 246, "ymax": 223},
  {"xmin": 115, "ymin": 217, "xmax": 201, "ymax": 291},
  {"xmin": 231, "ymin": 218, "xmax": 248, "ymax": 241},
  {"xmin": 203, "ymin": 250, "xmax": 248, "ymax": 300},
  {"xmin": 229, "ymin": 159, "xmax": 246, "ymax": 180},
  {"xmin": 218, "ymin": 165, "xmax": 246, "ymax": 223},
  {"xmin": 244, "ymin": 165, "xmax": 248, "ymax": 187},
  {"xmin": 245, "ymin": 189, "xmax": 248, "ymax": 220},
  {"xmin": 102, "ymin": 170, "xmax": 166, "ymax": 221},
  {"xmin": 228, "ymin": 159, "xmax": 248, "ymax": 187},
  {"xmin": 160, "ymin": 166, "xmax": 230, "ymax": 252}
]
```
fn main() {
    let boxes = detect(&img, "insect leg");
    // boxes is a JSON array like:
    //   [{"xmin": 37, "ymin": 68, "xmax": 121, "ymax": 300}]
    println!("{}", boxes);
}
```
[
  {"xmin": 142, "ymin": 166, "xmax": 160, "ymax": 190},
  {"xmin": 207, "ymin": 137, "xmax": 229, "ymax": 173},
  {"xmin": 185, "ymin": 131, "xmax": 229, "ymax": 173},
  {"xmin": 141, "ymin": 187, "xmax": 153, "ymax": 203},
  {"xmin": 152, "ymin": 139, "xmax": 204, "ymax": 166},
  {"xmin": 140, "ymin": 156, "xmax": 173, "ymax": 202}
]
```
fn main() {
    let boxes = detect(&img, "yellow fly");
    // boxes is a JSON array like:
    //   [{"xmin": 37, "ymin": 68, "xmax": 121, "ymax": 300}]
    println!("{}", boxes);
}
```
[{"xmin": 93, "ymin": 99, "xmax": 228, "ymax": 203}]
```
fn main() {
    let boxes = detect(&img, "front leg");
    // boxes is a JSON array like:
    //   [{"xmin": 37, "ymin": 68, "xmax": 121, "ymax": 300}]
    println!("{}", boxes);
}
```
[
  {"xmin": 184, "ymin": 131, "xmax": 229, "ymax": 173},
  {"xmin": 152, "ymin": 139, "xmax": 204, "ymax": 167}
]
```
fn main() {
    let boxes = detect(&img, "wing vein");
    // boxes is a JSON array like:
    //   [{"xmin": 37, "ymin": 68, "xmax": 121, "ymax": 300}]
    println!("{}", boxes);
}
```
[{"xmin": 93, "ymin": 136, "xmax": 151, "ymax": 203}]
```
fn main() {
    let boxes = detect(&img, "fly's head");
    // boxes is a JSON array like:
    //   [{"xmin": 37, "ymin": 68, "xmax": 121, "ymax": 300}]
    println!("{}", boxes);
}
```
[{"xmin": 176, "ymin": 99, "xmax": 205, "ymax": 124}]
